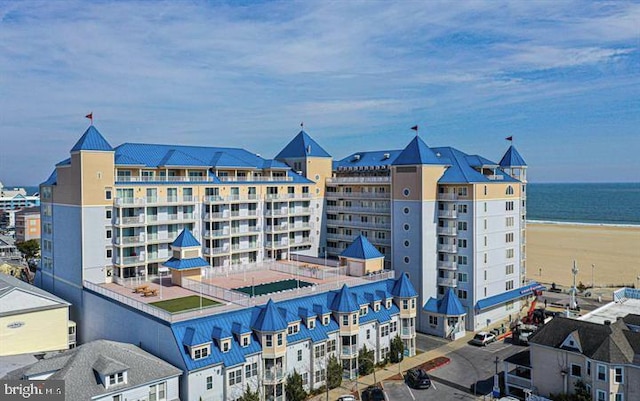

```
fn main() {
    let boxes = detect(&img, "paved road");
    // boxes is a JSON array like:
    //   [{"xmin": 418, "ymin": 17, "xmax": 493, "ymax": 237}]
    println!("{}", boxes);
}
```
[{"xmin": 384, "ymin": 379, "xmax": 479, "ymax": 401}]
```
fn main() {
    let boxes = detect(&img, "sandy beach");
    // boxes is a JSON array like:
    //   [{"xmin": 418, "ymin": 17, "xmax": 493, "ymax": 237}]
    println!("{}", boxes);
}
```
[{"xmin": 526, "ymin": 222, "xmax": 640, "ymax": 288}]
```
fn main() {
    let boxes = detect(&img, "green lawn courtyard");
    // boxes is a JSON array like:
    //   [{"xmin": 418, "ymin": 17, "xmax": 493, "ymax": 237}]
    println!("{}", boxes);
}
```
[{"xmin": 150, "ymin": 295, "xmax": 222, "ymax": 313}]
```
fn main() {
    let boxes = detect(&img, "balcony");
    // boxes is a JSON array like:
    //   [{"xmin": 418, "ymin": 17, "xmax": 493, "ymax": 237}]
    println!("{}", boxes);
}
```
[
  {"xmin": 326, "ymin": 219, "xmax": 391, "ymax": 230},
  {"xmin": 230, "ymin": 210, "xmax": 259, "ymax": 219},
  {"xmin": 437, "ymin": 276, "xmax": 458, "ymax": 287},
  {"xmin": 437, "ymin": 226, "xmax": 457, "ymax": 236},
  {"xmin": 401, "ymin": 326, "xmax": 415, "ymax": 337},
  {"xmin": 437, "ymin": 260, "xmax": 457, "ymax": 270},
  {"xmin": 505, "ymin": 373, "xmax": 531, "ymax": 389},
  {"xmin": 437, "ymin": 243, "xmax": 457, "ymax": 253},
  {"xmin": 205, "ymin": 212, "xmax": 230, "ymax": 220},
  {"xmin": 290, "ymin": 239, "xmax": 312, "ymax": 247},
  {"xmin": 265, "ymin": 224, "xmax": 289, "ymax": 233},
  {"xmin": 264, "ymin": 367, "xmax": 285, "ymax": 383},
  {"xmin": 437, "ymin": 210, "xmax": 457, "ymax": 218},
  {"xmin": 265, "ymin": 240, "xmax": 289, "ymax": 249},
  {"xmin": 341, "ymin": 345, "xmax": 357, "ymax": 357},
  {"xmin": 326, "ymin": 176, "xmax": 391, "ymax": 184},
  {"xmin": 207, "ymin": 247, "xmax": 229, "ymax": 255},
  {"xmin": 264, "ymin": 209, "xmax": 289, "ymax": 217},
  {"xmin": 231, "ymin": 243, "xmax": 259, "ymax": 252},
  {"xmin": 326, "ymin": 205, "xmax": 391, "ymax": 214},
  {"xmin": 146, "ymin": 233, "xmax": 170, "ymax": 243},
  {"xmin": 204, "ymin": 229, "xmax": 229, "ymax": 238},
  {"xmin": 436, "ymin": 193, "xmax": 458, "ymax": 201},
  {"xmin": 265, "ymin": 193, "xmax": 312, "ymax": 201},
  {"xmin": 115, "ymin": 256, "xmax": 145, "ymax": 266},
  {"xmin": 114, "ymin": 216, "xmax": 144, "ymax": 226},
  {"xmin": 288, "ymin": 207, "xmax": 311, "ymax": 216},
  {"xmin": 115, "ymin": 175, "xmax": 215, "ymax": 183},
  {"xmin": 115, "ymin": 235, "xmax": 146, "ymax": 245},
  {"xmin": 290, "ymin": 222, "xmax": 312, "ymax": 230}
]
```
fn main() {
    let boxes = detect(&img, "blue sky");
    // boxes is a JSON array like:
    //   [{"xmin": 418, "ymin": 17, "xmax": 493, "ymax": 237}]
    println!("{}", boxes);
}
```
[{"xmin": 0, "ymin": 1, "xmax": 638, "ymax": 185}]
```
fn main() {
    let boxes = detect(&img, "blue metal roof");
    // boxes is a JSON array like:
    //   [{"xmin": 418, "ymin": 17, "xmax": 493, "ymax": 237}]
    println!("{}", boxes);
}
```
[
  {"xmin": 475, "ymin": 282, "xmax": 545, "ymax": 311},
  {"xmin": 171, "ymin": 229, "xmax": 201, "ymax": 248},
  {"xmin": 333, "ymin": 149, "xmax": 402, "ymax": 169},
  {"xmin": 423, "ymin": 288, "xmax": 466, "ymax": 316},
  {"xmin": 434, "ymin": 147, "xmax": 519, "ymax": 184},
  {"xmin": 391, "ymin": 273, "xmax": 418, "ymax": 298},
  {"xmin": 275, "ymin": 130, "xmax": 331, "ymax": 159},
  {"xmin": 163, "ymin": 257, "xmax": 209, "ymax": 270},
  {"xmin": 392, "ymin": 136, "xmax": 444, "ymax": 166},
  {"xmin": 298, "ymin": 307, "xmax": 316, "ymax": 319},
  {"xmin": 170, "ymin": 276, "xmax": 406, "ymax": 371},
  {"xmin": 499, "ymin": 145, "xmax": 527, "ymax": 167},
  {"xmin": 114, "ymin": 153, "xmax": 145, "ymax": 166},
  {"xmin": 330, "ymin": 284, "xmax": 360, "ymax": 313},
  {"xmin": 211, "ymin": 326, "xmax": 232, "ymax": 340},
  {"xmin": 340, "ymin": 235, "xmax": 384, "ymax": 260},
  {"xmin": 252, "ymin": 300, "xmax": 289, "ymax": 332},
  {"xmin": 42, "ymin": 170, "xmax": 58, "ymax": 186},
  {"xmin": 70, "ymin": 126, "xmax": 113, "ymax": 152},
  {"xmin": 182, "ymin": 326, "xmax": 211, "ymax": 347}
]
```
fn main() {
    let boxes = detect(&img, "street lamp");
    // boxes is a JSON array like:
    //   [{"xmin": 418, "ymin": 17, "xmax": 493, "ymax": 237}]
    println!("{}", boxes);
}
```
[{"xmin": 592, "ymin": 264, "xmax": 595, "ymax": 289}]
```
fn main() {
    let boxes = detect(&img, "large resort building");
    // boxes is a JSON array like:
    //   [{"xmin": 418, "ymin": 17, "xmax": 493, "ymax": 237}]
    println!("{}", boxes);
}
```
[{"xmin": 37, "ymin": 124, "xmax": 532, "ymax": 339}]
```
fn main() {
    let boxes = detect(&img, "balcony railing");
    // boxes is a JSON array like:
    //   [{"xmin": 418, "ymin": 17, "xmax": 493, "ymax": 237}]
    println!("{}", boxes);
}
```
[
  {"xmin": 326, "ymin": 176, "xmax": 391, "ymax": 184},
  {"xmin": 341, "ymin": 345, "xmax": 357, "ymax": 356},
  {"xmin": 264, "ymin": 367, "xmax": 285, "ymax": 383},
  {"xmin": 265, "ymin": 224, "xmax": 289, "ymax": 232},
  {"xmin": 437, "ymin": 276, "xmax": 458, "ymax": 287},
  {"xmin": 115, "ymin": 175, "xmax": 215, "ymax": 183},
  {"xmin": 326, "ymin": 191, "xmax": 389, "ymax": 199},
  {"xmin": 115, "ymin": 256, "xmax": 145, "ymax": 266},
  {"xmin": 505, "ymin": 373, "xmax": 532, "ymax": 389},
  {"xmin": 288, "ymin": 207, "xmax": 311, "ymax": 215},
  {"xmin": 437, "ymin": 244, "xmax": 457, "ymax": 253},
  {"xmin": 436, "ymin": 193, "xmax": 458, "ymax": 201},
  {"xmin": 326, "ymin": 205, "xmax": 391, "ymax": 214},
  {"xmin": 265, "ymin": 240, "xmax": 289, "ymax": 248},
  {"xmin": 437, "ymin": 210, "xmax": 457, "ymax": 218},
  {"xmin": 437, "ymin": 260, "xmax": 457, "ymax": 270},
  {"xmin": 115, "ymin": 235, "xmax": 146, "ymax": 245},
  {"xmin": 326, "ymin": 220, "xmax": 390, "ymax": 230},
  {"xmin": 437, "ymin": 226, "xmax": 457, "ymax": 235},
  {"xmin": 264, "ymin": 209, "xmax": 289, "ymax": 216},
  {"xmin": 230, "ymin": 210, "xmax": 259, "ymax": 218},
  {"xmin": 265, "ymin": 193, "xmax": 313, "ymax": 200},
  {"xmin": 231, "ymin": 243, "xmax": 259, "ymax": 252},
  {"xmin": 401, "ymin": 327, "xmax": 415, "ymax": 337},
  {"xmin": 115, "ymin": 216, "xmax": 144, "ymax": 225}
]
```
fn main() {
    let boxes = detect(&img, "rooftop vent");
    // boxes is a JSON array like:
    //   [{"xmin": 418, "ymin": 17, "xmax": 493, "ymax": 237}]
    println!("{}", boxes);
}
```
[
  {"xmin": 383, "ymin": 153, "xmax": 390, "ymax": 160},
  {"xmin": 436, "ymin": 152, "xmax": 441, "ymax": 157},
  {"xmin": 353, "ymin": 154, "xmax": 361, "ymax": 161}
]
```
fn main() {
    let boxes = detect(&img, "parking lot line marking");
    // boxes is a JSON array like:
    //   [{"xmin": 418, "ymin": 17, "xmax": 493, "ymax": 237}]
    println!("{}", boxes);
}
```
[{"xmin": 404, "ymin": 383, "xmax": 416, "ymax": 401}]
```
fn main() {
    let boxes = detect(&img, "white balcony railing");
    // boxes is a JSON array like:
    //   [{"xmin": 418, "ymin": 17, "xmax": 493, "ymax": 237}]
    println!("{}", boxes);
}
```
[
  {"xmin": 437, "ymin": 276, "xmax": 458, "ymax": 287},
  {"xmin": 437, "ymin": 244, "xmax": 457, "ymax": 253},
  {"xmin": 437, "ymin": 260, "xmax": 457, "ymax": 270},
  {"xmin": 341, "ymin": 345, "xmax": 357, "ymax": 356},
  {"xmin": 326, "ymin": 176, "xmax": 391, "ymax": 184},
  {"xmin": 436, "ymin": 193, "xmax": 458, "ymax": 201},
  {"xmin": 437, "ymin": 226, "xmax": 457, "ymax": 235},
  {"xmin": 437, "ymin": 210, "xmax": 457, "ymax": 218}
]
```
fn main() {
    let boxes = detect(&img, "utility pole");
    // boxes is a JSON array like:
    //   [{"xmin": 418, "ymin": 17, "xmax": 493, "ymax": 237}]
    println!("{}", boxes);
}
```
[
  {"xmin": 571, "ymin": 260, "xmax": 579, "ymax": 310},
  {"xmin": 591, "ymin": 264, "xmax": 595, "ymax": 289},
  {"xmin": 492, "ymin": 356, "xmax": 500, "ymax": 399}
]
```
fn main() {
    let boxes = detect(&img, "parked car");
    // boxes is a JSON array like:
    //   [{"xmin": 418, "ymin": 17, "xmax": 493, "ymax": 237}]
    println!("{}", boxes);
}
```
[
  {"xmin": 470, "ymin": 331, "xmax": 497, "ymax": 346},
  {"xmin": 361, "ymin": 385, "xmax": 387, "ymax": 401},
  {"xmin": 336, "ymin": 396, "xmax": 356, "ymax": 401},
  {"xmin": 405, "ymin": 368, "xmax": 431, "ymax": 389}
]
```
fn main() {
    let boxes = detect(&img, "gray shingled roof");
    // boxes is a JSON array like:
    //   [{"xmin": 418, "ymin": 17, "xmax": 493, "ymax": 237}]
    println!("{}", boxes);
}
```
[
  {"xmin": 0, "ymin": 272, "xmax": 69, "ymax": 317},
  {"xmin": 529, "ymin": 316, "xmax": 639, "ymax": 364},
  {"xmin": 2, "ymin": 340, "xmax": 181, "ymax": 401}
]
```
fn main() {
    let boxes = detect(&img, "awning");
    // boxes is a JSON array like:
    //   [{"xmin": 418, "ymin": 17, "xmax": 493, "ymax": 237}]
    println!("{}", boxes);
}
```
[{"xmin": 475, "ymin": 282, "xmax": 545, "ymax": 311}]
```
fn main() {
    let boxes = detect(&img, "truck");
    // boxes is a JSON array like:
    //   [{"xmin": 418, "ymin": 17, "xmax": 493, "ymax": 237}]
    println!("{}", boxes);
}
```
[{"xmin": 512, "ymin": 324, "xmax": 538, "ymax": 345}]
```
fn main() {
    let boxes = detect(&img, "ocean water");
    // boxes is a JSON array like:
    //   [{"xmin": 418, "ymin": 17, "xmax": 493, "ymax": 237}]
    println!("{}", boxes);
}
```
[{"xmin": 527, "ymin": 183, "xmax": 640, "ymax": 226}]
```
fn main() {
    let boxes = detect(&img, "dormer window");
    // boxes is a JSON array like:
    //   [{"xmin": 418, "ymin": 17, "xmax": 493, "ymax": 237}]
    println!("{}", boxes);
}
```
[
  {"xmin": 386, "ymin": 299, "xmax": 392, "ymax": 309},
  {"xmin": 323, "ymin": 315, "xmax": 330, "ymax": 326},
  {"xmin": 374, "ymin": 302, "xmax": 381, "ymax": 312},
  {"xmin": 222, "ymin": 340, "xmax": 230, "ymax": 353},
  {"xmin": 359, "ymin": 306, "xmax": 368, "ymax": 316},
  {"xmin": 193, "ymin": 345, "xmax": 210, "ymax": 360},
  {"xmin": 288, "ymin": 323, "xmax": 300, "ymax": 335},
  {"xmin": 308, "ymin": 319, "xmax": 316, "ymax": 330},
  {"xmin": 107, "ymin": 372, "xmax": 126, "ymax": 387},
  {"xmin": 242, "ymin": 335, "xmax": 250, "ymax": 347}
]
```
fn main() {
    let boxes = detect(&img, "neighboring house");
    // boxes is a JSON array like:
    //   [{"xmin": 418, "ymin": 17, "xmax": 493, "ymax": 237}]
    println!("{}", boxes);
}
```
[
  {"xmin": 507, "ymin": 315, "xmax": 640, "ymax": 401},
  {"xmin": 0, "ymin": 272, "xmax": 75, "ymax": 356},
  {"xmin": 2, "ymin": 339, "xmax": 182, "ymax": 401},
  {"xmin": 38, "ymin": 123, "xmax": 529, "ymax": 338},
  {"xmin": 15, "ymin": 206, "xmax": 41, "ymax": 242}
]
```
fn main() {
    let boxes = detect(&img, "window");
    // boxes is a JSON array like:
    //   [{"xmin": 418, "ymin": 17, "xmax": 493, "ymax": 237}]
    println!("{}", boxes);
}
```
[
  {"xmin": 506, "ymin": 216, "xmax": 514, "ymax": 227},
  {"xmin": 429, "ymin": 315, "xmax": 438, "ymax": 325},
  {"xmin": 288, "ymin": 324, "xmax": 299, "ymax": 335},
  {"xmin": 106, "ymin": 190, "xmax": 112, "ymax": 200},
  {"xmin": 404, "ymin": 256, "xmax": 410, "ymax": 264},
  {"xmin": 314, "ymin": 368, "xmax": 326, "ymax": 383},
  {"xmin": 506, "ymin": 301, "xmax": 514, "ymax": 311},
  {"xmin": 404, "ymin": 240, "xmax": 410, "ymax": 247},
  {"xmin": 457, "ymin": 204, "xmax": 467, "ymax": 213},
  {"xmin": 403, "ymin": 188, "xmax": 410, "ymax": 197},
  {"xmin": 277, "ymin": 333, "xmax": 283, "ymax": 346},
  {"xmin": 402, "ymin": 300, "xmax": 409, "ymax": 310},
  {"xmin": 360, "ymin": 306, "xmax": 368, "ymax": 316},
  {"xmin": 106, "ymin": 210, "xmax": 112, "ymax": 219},
  {"xmin": 381, "ymin": 325, "xmax": 389, "ymax": 337},
  {"xmin": 265, "ymin": 334, "xmax": 273, "ymax": 347},
  {"xmin": 586, "ymin": 361, "xmax": 591, "ymax": 376},
  {"xmin": 222, "ymin": 341, "xmax": 229, "ymax": 352},
  {"xmin": 342, "ymin": 315, "xmax": 349, "ymax": 326},
  {"xmin": 374, "ymin": 303, "xmax": 380, "ymax": 312},
  {"xmin": 323, "ymin": 315, "xmax": 330, "ymax": 326},
  {"xmin": 457, "ymin": 272, "xmax": 468, "ymax": 283},
  {"xmin": 484, "ymin": 253, "xmax": 488, "ymax": 263},
  {"xmin": 206, "ymin": 376, "xmax": 213, "ymax": 390},
  {"xmin": 597, "ymin": 364, "xmax": 607, "ymax": 381},
  {"xmin": 457, "ymin": 221, "xmax": 467, "ymax": 231},
  {"xmin": 302, "ymin": 372, "xmax": 309, "ymax": 386},
  {"xmin": 506, "ymin": 201, "xmax": 514, "ymax": 211},
  {"xmin": 615, "ymin": 394, "xmax": 623, "ymax": 401},
  {"xmin": 457, "ymin": 187, "xmax": 468, "ymax": 196},
  {"xmin": 614, "ymin": 366, "xmax": 623, "ymax": 383},
  {"xmin": 506, "ymin": 264, "xmax": 514, "ymax": 275},
  {"xmin": 148, "ymin": 382, "xmax": 166, "ymax": 401},
  {"xmin": 108, "ymin": 372, "xmax": 125, "ymax": 386},
  {"xmin": 352, "ymin": 314, "xmax": 357, "ymax": 325},
  {"xmin": 106, "ymin": 249, "xmax": 112, "ymax": 258},
  {"xmin": 314, "ymin": 344, "xmax": 326, "ymax": 358},
  {"xmin": 308, "ymin": 319, "xmax": 315, "ymax": 329},
  {"xmin": 390, "ymin": 321, "xmax": 397, "ymax": 332},
  {"xmin": 403, "ymin": 223, "xmax": 410, "ymax": 231},
  {"xmin": 506, "ymin": 185, "xmax": 514, "ymax": 195},
  {"xmin": 506, "ymin": 248, "xmax": 515, "ymax": 258},
  {"xmin": 245, "ymin": 362, "xmax": 257, "ymax": 378},
  {"xmin": 366, "ymin": 329, "xmax": 370, "ymax": 340},
  {"xmin": 242, "ymin": 336, "xmax": 249, "ymax": 347},
  {"xmin": 113, "ymin": 396, "xmax": 121, "ymax": 401},
  {"xmin": 327, "ymin": 339, "xmax": 336, "ymax": 353},
  {"xmin": 506, "ymin": 280, "xmax": 514, "ymax": 291},
  {"xmin": 106, "ymin": 229, "xmax": 112, "ymax": 239},
  {"xmin": 596, "ymin": 390, "xmax": 606, "ymax": 401},
  {"xmin": 457, "ymin": 289, "xmax": 468, "ymax": 299},
  {"xmin": 571, "ymin": 364, "xmax": 582, "ymax": 377},
  {"xmin": 194, "ymin": 346, "xmax": 209, "ymax": 360},
  {"xmin": 457, "ymin": 239, "xmax": 467, "ymax": 248},
  {"xmin": 457, "ymin": 255, "xmax": 468, "ymax": 265},
  {"xmin": 484, "ymin": 185, "xmax": 487, "ymax": 195},
  {"xmin": 229, "ymin": 369, "xmax": 242, "ymax": 385},
  {"xmin": 403, "ymin": 207, "xmax": 409, "ymax": 214},
  {"xmin": 506, "ymin": 232, "xmax": 514, "ymax": 243}
]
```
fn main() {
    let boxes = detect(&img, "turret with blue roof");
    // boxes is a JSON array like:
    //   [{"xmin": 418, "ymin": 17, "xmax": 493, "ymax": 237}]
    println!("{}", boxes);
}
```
[
  {"xmin": 252, "ymin": 299, "xmax": 288, "ymax": 333},
  {"xmin": 339, "ymin": 235, "xmax": 385, "ymax": 277},
  {"xmin": 162, "ymin": 229, "xmax": 209, "ymax": 286},
  {"xmin": 275, "ymin": 128, "xmax": 333, "ymax": 185},
  {"xmin": 70, "ymin": 126, "xmax": 113, "ymax": 152},
  {"xmin": 499, "ymin": 143, "xmax": 528, "ymax": 183},
  {"xmin": 423, "ymin": 288, "xmax": 467, "ymax": 340},
  {"xmin": 392, "ymin": 136, "xmax": 446, "ymax": 166}
]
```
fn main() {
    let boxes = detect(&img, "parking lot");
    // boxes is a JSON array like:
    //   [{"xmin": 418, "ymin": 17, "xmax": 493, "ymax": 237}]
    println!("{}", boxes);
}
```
[{"xmin": 383, "ymin": 379, "xmax": 478, "ymax": 401}]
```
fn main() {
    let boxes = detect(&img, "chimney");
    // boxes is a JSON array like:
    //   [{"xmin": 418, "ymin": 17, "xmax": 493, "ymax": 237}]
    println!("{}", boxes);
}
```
[{"xmin": 604, "ymin": 320, "xmax": 611, "ymax": 326}]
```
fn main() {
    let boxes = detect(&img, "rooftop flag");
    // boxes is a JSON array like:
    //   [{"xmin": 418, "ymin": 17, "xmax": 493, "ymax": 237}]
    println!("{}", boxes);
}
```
[
  {"xmin": 411, "ymin": 125, "xmax": 418, "ymax": 131},
  {"xmin": 506, "ymin": 136, "xmax": 513, "ymax": 141},
  {"xmin": 85, "ymin": 112, "xmax": 93, "ymax": 125}
]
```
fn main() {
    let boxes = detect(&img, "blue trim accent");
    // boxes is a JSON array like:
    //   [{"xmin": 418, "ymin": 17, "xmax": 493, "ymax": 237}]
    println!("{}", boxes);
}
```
[
  {"xmin": 475, "ymin": 282, "xmax": 545, "ymax": 311},
  {"xmin": 163, "ymin": 257, "xmax": 209, "ymax": 270}
]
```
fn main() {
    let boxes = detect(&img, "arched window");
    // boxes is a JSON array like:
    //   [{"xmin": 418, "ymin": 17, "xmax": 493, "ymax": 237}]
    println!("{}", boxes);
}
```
[{"xmin": 506, "ymin": 185, "xmax": 514, "ymax": 195}]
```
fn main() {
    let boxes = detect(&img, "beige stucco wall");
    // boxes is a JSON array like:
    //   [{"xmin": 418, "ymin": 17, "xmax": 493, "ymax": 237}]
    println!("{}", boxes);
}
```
[
  {"xmin": 0, "ymin": 307, "xmax": 69, "ymax": 356},
  {"xmin": 473, "ymin": 182, "xmax": 521, "ymax": 200},
  {"xmin": 391, "ymin": 165, "xmax": 447, "ymax": 201}
]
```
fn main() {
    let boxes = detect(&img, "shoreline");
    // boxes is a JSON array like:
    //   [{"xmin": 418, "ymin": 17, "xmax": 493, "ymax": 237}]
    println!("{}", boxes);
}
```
[{"xmin": 527, "ymin": 219, "xmax": 640, "ymax": 228}]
